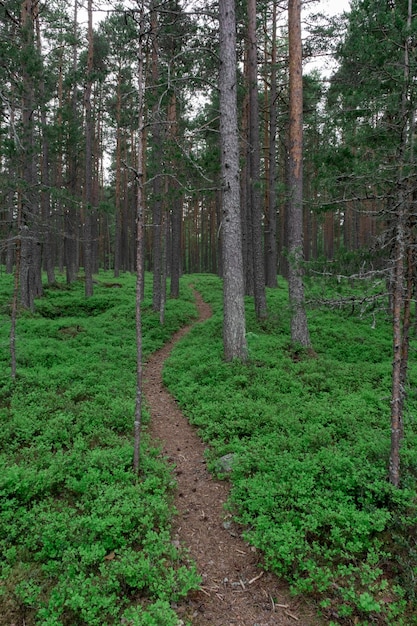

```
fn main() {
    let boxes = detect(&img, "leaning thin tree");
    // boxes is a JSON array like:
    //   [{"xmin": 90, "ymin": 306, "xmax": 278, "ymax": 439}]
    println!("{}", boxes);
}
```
[
  {"xmin": 389, "ymin": 0, "xmax": 414, "ymax": 488},
  {"xmin": 219, "ymin": 0, "xmax": 247, "ymax": 361}
]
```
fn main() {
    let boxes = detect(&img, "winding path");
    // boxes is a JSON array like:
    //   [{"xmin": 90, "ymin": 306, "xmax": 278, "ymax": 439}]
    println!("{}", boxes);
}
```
[{"xmin": 144, "ymin": 291, "xmax": 321, "ymax": 626}]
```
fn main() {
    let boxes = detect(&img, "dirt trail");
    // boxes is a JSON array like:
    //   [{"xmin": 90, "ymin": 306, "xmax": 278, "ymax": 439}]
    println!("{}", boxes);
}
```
[{"xmin": 144, "ymin": 291, "xmax": 321, "ymax": 626}]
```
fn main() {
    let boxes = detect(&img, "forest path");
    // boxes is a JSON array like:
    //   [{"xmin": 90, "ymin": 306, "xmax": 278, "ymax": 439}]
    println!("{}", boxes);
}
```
[{"xmin": 144, "ymin": 290, "xmax": 321, "ymax": 626}]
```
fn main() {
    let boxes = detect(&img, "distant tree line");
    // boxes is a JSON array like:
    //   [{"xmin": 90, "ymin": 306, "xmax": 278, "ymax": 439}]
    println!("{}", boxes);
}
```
[{"xmin": 1, "ymin": 0, "xmax": 399, "ymax": 302}]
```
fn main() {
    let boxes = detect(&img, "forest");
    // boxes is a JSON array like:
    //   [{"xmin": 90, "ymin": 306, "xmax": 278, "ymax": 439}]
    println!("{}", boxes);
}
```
[{"xmin": 1, "ymin": 0, "xmax": 417, "ymax": 624}]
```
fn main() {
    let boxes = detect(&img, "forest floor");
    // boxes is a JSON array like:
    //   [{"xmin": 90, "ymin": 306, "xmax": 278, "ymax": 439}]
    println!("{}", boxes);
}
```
[{"xmin": 144, "ymin": 291, "xmax": 323, "ymax": 626}]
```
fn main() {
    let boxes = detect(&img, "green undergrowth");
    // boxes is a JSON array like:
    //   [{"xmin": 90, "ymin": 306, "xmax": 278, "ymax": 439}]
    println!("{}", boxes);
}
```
[
  {"xmin": 0, "ymin": 270, "xmax": 200, "ymax": 626},
  {"xmin": 164, "ymin": 274, "xmax": 417, "ymax": 626}
]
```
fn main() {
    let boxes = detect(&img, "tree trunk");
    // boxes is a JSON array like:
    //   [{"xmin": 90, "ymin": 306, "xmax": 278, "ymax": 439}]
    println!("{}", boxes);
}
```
[
  {"xmin": 159, "ymin": 210, "xmax": 168, "ymax": 325},
  {"xmin": 83, "ymin": 0, "xmax": 94, "ymax": 297},
  {"xmin": 65, "ymin": 0, "xmax": 79, "ymax": 284},
  {"xmin": 134, "ymin": 2, "xmax": 145, "ymax": 475},
  {"xmin": 55, "ymin": 41, "xmax": 65, "ymax": 276},
  {"xmin": 247, "ymin": 0, "xmax": 267, "ymax": 319},
  {"xmin": 6, "ymin": 90, "xmax": 16, "ymax": 275},
  {"xmin": 168, "ymin": 91, "xmax": 182, "ymax": 299},
  {"xmin": 10, "ymin": 198, "xmax": 22, "ymax": 380},
  {"xmin": 241, "ymin": 84, "xmax": 254, "ymax": 295},
  {"xmin": 287, "ymin": 0, "xmax": 310, "ymax": 347},
  {"xmin": 264, "ymin": 0, "xmax": 278, "ymax": 288},
  {"xmin": 35, "ymin": 10, "xmax": 55, "ymax": 285},
  {"xmin": 170, "ymin": 192, "xmax": 182, "ymax": 297},
  {"xmin": 20, "ymin": 0, "xmax": 42, "ymax": 310},
  {"xmin": 150, "ymin": 7, "xmax": 164, "ymax": 312},
  {"xmin": 219, "ymin": 0, "xmax": 247, "ymax": 361},
  {"xmin": 114, "ymin": 71, "xmax": 122, "ymax": 278},
  {"xmin": 390, "ymin": 203, "xmax": 405, "ymax": 487},
  {"xmin": 389, "ymin": 0, "xmax": 413, "ymax": 487},
  {"xmin": 216, "ymin": 189, "xmax": 223, "ymax": 277}
]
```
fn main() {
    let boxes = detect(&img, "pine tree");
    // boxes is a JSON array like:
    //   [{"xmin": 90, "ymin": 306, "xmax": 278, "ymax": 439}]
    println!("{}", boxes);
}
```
[
  {"xmin": 219, "ymin": 0, "xmax": 247, "ymax": 361},
  {"xmin": 287, "ymin": 0, "xmax": 310, "ymax": 347}
]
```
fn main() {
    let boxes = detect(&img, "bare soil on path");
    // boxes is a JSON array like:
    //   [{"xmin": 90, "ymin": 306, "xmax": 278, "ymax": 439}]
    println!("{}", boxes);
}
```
[{"xmin": 144, "ymin": 291, "xmax": 323, "ymax": 626}]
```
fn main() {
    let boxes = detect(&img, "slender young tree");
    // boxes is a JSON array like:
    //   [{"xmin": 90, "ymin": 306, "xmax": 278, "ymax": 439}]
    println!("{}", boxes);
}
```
[
  {"xmin": 83, "ymin": 0, "xmax": 94, "ymax": 297},
  {"xmin": 219, "ymin": 0, "xmax": 247, "ymax": 361},
  {"xmin": 287, "ymin": 0, "xmax": 310, "ymax": 347},
  {"xmin": 149, "ymin": 3, "xmax": 164, "ymax": 312},
  {"xmin": 133, "ymin": 0, "xmax": 145, "ymax": 475},
  {"xmin": 264, "ymin": 0, "xmax": 278, "ymax": 288}
]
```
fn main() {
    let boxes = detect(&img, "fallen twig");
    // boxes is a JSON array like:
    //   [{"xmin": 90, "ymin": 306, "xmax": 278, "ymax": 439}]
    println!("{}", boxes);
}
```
[
  {"xmin": 248, "ymin": 571, "xmax": 264, "ymax": 585},
  {"xmin": 199, "ymin": 586, "xmax": 211, "ymax": 596},
  {"xmin": 284, "ymin": 610, "xmax": 299, "ymax": 621}
]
